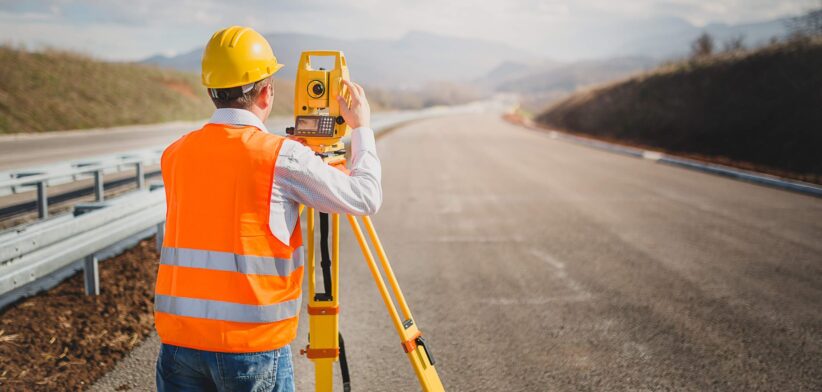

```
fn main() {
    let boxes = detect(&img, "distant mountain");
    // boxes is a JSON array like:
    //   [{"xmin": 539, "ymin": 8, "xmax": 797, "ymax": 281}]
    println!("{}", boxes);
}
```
[
  {"xmin": 141, "ymin": 16, "xmax": 792, "ymax": 95},
  {"xmin": 518, "ymin": 14, "xmax": 790, "ymax": 60},
  {"xmin": 142, "ymin": 31, "xmax": 538, "ymax": 88},
  {"xmin": 477, "ymin": 60, "xmax": 560, "ymax": 88},
  {"xmin": 477, "ymin": 14, "xmax": 789, "ymax": 111},
  {"xmin": 481, "ymin": 56, "xmax": 657, "ymax": 94}
]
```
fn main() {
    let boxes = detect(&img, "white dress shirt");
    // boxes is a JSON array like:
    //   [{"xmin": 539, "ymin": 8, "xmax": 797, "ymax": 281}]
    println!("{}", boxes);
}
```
[{"xmin": 208, "ymin": 108, "xmax": 382, "ymax": 245}]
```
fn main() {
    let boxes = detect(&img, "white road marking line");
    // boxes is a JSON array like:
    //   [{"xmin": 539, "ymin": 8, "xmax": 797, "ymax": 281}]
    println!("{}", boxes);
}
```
[
  {"xmin": 530, "ymin": 248, "xmax": 565, "ymax": 269},
  {"xmin": 642, "ymin": 151, "xmax": 663, "ymax": 161},
  {"xmin": 529, "ymin": 248, "xmax": 591, "ymax": 299},
  {"xmin": 438, "ymin": 196, "xmax": 462, "ymax": 214},
  {"xmin": 433, "ymin": 235, "xmax": 526, "ymax": 243},
  {"xmin": 486, "ymin": 295, "xmax": 591, "ymax": 305}
]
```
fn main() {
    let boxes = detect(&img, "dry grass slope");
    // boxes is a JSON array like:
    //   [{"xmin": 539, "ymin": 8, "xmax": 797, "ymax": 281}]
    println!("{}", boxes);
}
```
[
  {"xmin": 536, "ymin": 38, "xmax": 822, "ymax": 183},
  {"xmin": 0, "ymin": 47, "xmax": 220, "ymax": 133},
  {"xmin": 0, "ymin": 46, "xmax": 477, "ymax": 135}
]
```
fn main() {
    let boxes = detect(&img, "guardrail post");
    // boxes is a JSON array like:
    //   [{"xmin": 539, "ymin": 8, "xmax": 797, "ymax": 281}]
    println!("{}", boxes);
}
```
[
  {"xmin": 156, "ymin": 222, "xmax": 165, "ymax": 253},
  {"xmin": 36, "ymin": 180, "xmax": 48, "ymax": 219},
  {"xmin": 135, "ymin": 162, "xmax": 145, "ymax": 190},
  {"xmin": 94, "ymin": 170, "xmax": 104, "ymax": 201},
  {"xmin": 83, "ymin": 254, "xmax": 100, "ymax": 296}
]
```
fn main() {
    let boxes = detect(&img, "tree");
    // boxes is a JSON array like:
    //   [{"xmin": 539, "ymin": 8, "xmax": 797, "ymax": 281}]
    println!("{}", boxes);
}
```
[
  {"xmin": 722, "ymin": 35, "xmax": 746, "ymax": 52},
  {"xmin": 786, "ymin": 1, "xmax": 822, "ymax": 38},
  {"xmin": 691, "ymin": 32, "xmax": 715, "ymax": 58}
]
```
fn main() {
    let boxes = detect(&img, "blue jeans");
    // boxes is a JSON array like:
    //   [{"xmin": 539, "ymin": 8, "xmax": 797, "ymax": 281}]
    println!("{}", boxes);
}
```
[{"xmin": 156, "ymin": 343, "xmax": 294, "ymax": 392}]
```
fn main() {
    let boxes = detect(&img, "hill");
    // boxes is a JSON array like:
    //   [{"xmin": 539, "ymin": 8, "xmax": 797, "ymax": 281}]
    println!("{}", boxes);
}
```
[
  {"xmin": 483, "ymin": 57, "xmax": 658, "ymax": 112},
  {"xmin": 143, "ymin": 31, "xmax": 537, "ymax": 88},
  {"xmin": 0, "ymin": 46, "xmax": 477, "ymax": 134},
  {"xmin": 0, "ymin": 46, "xmax": 216, "ymax": 134},
  {"xmin": 0, "ymin": 46, "xmax": 402, "ymax": 134},
  {"xmin": 494, "ymin": 57, "xmax": 657, "ymax": 93},
  {"xmin": 535, "ymin": 38, "xmax": 822, "ymax": 183}
]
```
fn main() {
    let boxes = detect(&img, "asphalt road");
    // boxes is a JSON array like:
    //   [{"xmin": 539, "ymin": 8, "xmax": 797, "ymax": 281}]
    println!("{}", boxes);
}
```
[
  {"xmin": 92, "ymin": 114, "xmax": 822, "ymax": 391},
  {"xmin": 0, "ymin": 122, "xmax": 193, "ymax": 170},
  {"xmin": 0, "ymin": 117, "xmax": 294, "ymax": 171}
]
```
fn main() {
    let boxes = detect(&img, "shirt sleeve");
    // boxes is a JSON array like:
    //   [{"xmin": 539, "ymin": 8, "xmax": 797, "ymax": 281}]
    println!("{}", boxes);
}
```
[{"xmin": 273, "ymin": 127, "xmax": 383, "ymax": 216}]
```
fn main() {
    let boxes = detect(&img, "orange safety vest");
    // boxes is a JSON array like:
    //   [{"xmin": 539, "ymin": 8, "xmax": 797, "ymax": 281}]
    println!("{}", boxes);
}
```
[{"xmin": 154, "ymin": 123, "xmax": 303, "ymax": 353}]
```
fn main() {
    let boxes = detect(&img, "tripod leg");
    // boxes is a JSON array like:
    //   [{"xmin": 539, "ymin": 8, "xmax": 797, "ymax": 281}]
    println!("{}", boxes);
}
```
[
  {"xmin": 301, "ymin": 209, "xmax": 340, "ymax": 392},
  {"xmin": 346, "ymin": 215, "xmax": 445, "ymax": 392},
  {"xmin": 306, "ymin": 207, "xmax": 315, "ymax": 303},
  {"xmin": 362, "ymin": 216, "xmax": 413, "ymax": 321}
]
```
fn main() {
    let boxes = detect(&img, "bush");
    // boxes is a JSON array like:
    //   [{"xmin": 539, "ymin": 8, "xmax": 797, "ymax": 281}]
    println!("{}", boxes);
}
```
[{"xmin": 536, "ymin": 38, "xmax": 822, "ymax": 183}]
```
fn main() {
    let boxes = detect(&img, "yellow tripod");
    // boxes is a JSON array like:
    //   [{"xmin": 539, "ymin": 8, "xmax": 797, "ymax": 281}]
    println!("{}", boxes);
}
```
[
  {"xmin": 289, "ymin": 49, "xmax": 443, "ymax": 391},
  {"xmin": 299, "ymin": 206, "xmax": 445, "ymax": 391}
]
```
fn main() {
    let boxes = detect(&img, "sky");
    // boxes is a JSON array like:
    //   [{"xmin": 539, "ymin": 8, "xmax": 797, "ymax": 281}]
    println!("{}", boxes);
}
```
[{"xmin": 0, "ymin": 0, "xmax": 815, "ymax": 61}]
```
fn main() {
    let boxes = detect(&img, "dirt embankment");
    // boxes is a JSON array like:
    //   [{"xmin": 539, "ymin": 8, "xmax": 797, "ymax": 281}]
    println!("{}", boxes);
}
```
[
  {"xmin": 536, "ymin": 38, "xmax": 822, "ymax": 184},
  {"xmin": 0, "ymin": 239, "xmax": 159, "ymax": 391}
]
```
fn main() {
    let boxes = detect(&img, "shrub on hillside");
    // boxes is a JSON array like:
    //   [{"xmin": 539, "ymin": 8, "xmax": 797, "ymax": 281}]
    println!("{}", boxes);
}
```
[{"xmin": 536, "ymin": 38, "xmax": 822, "ymax": 183}]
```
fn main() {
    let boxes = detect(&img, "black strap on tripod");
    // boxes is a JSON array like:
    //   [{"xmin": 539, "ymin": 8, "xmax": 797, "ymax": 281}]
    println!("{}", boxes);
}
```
[
  {"xmin": 316, "ymin": 212, "xmax": 352, "ymax": 390},
  {"xmin": 339, "ymin": 333, "xmax": 351, "ymax": 391},
  {"xmin": 317, "ymin": 213, "xmax": 333, "ymax": 301}
]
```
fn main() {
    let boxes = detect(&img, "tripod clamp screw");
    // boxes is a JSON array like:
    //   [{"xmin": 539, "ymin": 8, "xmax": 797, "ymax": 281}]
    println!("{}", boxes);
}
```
[
  {"xmin": 300, "ymin": 345, "xmax": 340, "ymax": 359},
  {"xmin": 401, "ymin": 331, "xmax": 423, "ymax": 353},
  {"xmin": 307, "ymin": 305, "xmax": 340, "ymax": 315},
  {"xmin": 401, "ymin": 330, "xmax": 437, "ymax": 366}
]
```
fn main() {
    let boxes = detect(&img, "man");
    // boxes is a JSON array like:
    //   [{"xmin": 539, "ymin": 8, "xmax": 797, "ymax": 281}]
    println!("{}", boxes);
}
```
[{"xmin": 154, "ymin": 26, "xmax": 381, "ymax": 391}]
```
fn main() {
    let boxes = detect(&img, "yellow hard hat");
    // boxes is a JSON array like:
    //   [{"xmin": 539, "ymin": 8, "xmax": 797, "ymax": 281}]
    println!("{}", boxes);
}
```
[{"xmin": 201, "ymin": 26, "xmax": 284, "ymax": 89}]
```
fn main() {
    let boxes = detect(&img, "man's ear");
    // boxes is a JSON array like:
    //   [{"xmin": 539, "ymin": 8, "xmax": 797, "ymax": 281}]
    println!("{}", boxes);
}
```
[{"xmin": 258, "ymin": 82, "xmax": 273, "ymax": 108}]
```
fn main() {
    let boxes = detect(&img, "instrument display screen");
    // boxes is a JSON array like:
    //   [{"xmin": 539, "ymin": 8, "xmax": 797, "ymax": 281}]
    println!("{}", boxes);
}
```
[
  {"xmin": 296, "ymin": 117, "xmax": 319, "ymax": 132},
  {"xmin": 293, "ymin": 115, "xmax": 335, "ymax": 137}
]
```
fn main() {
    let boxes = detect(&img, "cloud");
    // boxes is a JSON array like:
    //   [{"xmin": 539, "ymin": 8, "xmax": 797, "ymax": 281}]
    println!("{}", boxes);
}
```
[
  {"xmin": 648, "ymin": 0, "xmax": 813, "ymax": 25},
  {"xmin": 0, "ymin": 0, "xmax": 812, "ymax": 61}
]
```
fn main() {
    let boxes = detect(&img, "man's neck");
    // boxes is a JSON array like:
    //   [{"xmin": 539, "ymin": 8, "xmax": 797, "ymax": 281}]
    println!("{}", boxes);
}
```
[{"xmin": 247, "ymin": 106, "xmax": 268, "ymax": 123}]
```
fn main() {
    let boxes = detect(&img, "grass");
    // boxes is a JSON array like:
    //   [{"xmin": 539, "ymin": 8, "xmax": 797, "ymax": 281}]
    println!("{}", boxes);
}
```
[
  {"xmin": 0, "ymin": 46, "xmax": 479, "ymax": 134},
  {"xmin": 535, "ymin": 38, "xmax": 822, "ymax": 184},
  {"xmin": 0, "ymin": 46, "xmax": 217, "ymax": 133}
]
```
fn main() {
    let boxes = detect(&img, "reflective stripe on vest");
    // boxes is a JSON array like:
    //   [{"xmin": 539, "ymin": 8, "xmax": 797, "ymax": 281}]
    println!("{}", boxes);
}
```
[
  {"xmin": 155, "ymin": 294, "xmax": 301, "ymax": 323},
  {"xmin": 160, "ymin": 246, "xmax": 305, "ymax": 276}
]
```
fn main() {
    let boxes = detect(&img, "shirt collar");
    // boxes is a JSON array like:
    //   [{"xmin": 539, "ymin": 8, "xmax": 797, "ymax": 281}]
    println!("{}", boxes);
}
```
[{"xmin": 209, "ymin": 108, "xmax": 269, "ymax": 133}]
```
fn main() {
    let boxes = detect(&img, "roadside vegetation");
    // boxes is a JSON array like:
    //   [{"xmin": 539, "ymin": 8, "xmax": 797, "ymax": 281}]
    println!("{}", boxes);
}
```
[
  {"xmin": 535, "ymin": 31, "xmax": 822, "ymax": 184},
  {"xmin": 0, "ymin": 46, "xmax": 481, "ymax": 134},
  {"xmin": 0, "ymin": 46, "xmax": 218, "ymax": 134}
]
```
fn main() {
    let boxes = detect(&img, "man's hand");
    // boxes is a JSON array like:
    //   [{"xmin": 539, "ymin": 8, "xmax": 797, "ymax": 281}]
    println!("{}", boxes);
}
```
[{"xmin": 337, "ymin": 80, "xmax": 371, "ymax": 129}]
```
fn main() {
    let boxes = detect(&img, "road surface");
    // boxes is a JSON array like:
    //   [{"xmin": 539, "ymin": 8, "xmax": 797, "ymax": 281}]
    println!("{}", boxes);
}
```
[
  {"xmin": 92, "ymin": 114, "xmax": 822, "ymax": 391},
  {"xmin": 0, "ymin": 117, "xmax": 295, "ymax": 171}
]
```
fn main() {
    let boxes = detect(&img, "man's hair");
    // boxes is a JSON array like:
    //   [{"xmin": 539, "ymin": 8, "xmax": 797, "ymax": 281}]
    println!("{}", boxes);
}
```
[{"xmin": 209, "ymin": 76, "xmax": 273, "ymax": 109}]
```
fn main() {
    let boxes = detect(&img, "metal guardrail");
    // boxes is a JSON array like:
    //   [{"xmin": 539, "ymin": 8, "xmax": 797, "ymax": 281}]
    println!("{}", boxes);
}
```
[
  {"xmin": 0, "ymin": 101, "xmax": 504, "ymax": 310},
  {"xmin": 0, "ymin": 190, "xmax": 166, "ymax": 307},
  {"xmin": 0, "ymin": 102, "xmax": 499, "ymax": 221},
  {"xmin": 0, "ymin": 149, "xmax": 163, "ymax": 218}
]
